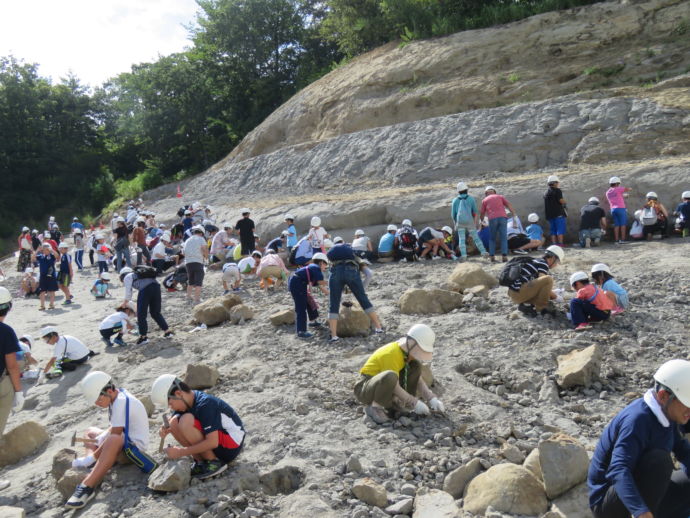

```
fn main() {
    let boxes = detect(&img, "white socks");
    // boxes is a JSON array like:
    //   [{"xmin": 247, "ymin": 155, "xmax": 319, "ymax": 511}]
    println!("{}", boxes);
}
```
[{"xmin": 72, "ymin": 455, "xmax": 96, "ymax": 468}]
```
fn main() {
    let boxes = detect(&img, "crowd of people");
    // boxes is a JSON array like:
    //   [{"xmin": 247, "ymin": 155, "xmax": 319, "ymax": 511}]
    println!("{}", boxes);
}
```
[{"xmin": 0, "ymin": 175, "xmax": 689, "ymax": 515}]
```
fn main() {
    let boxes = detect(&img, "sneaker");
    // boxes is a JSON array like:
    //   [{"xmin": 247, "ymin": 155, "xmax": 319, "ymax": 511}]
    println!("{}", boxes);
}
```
[
  {"xmin": 297, "ymin": 331, "xmax": 313, "ymax": 339},
  {"xmin": 450, "ymin": 254, "xmax": 458, "ymax": 260},
  {"xmin": 328, "ymin": 335, "xmax": 340, "ymax": 343},
  {"xmin": 431, "ymin": 256, "xmax": 441, "ymax": 260},
  {"xmin": 489, "ymin": 256, "xmax": 496, "ymax": 263},
  {"xmin": 136, "ymin": 336, "xmax": 149, "ymax": 346},
  {"xmin": 517, "ymin": 304, "xmax": 537, "ymax": 318},
  {"xmin": 374, "ymin": 328, "xmax": 384, "ymax": 334},
  {"xmin": 584, "ymin": 237, "xmax": 591, "ymax": 248},
  {"xmin": 502, "ymin": 255, "xmax": 508, "ymax": 262},
  {"xmin": 365, "ymin": 405, "xmax": 391, "ymax": 424},
  {"xmin": 163, "ymin": 331, "xmax": 174, "ymax": 338},
  {"xmin": 593, "ymin": 238, "xmax": 600, "ymax": 247},
  {"xmin": 611, "ymin": 306, "xmax": 625, "ymax": 316},
  {"xmin": 223, "ymin": 290, "xmax": 230, "ymax": 295},
  {"xmin": 191, "ymin": 460, "xmax": 206, "ymax": 477},
  {"xmin": 574, "ymin": 323, "xmax": 592, "ymax": 332},
  {"xmin": 113, "ymin": 338, "xmax": 126, "ymax": 346},
  {"xmin": 101, "ymin": 337, "xmax": 113, "ymax": 347},
  {"xmin": 65, "ymin": 484, "xmax": 95, "ymax": 509},
  {"xmin": 62, "ymin": 299, "xmax": 72, "ymax": 305},
  {"xmin": 512, "ymin": 249, "xmax": 528, "ymax": 255},
  {"xmin": 194, "ymin": 459, "xmax": 228, "ymax": 480},
  {"xmin": 308, "ymin": 320, "xmax": 323, "ymax": 328},
  {"xmin": 618, "ymin": 240, "xmax": 629, "ymax": 244}
]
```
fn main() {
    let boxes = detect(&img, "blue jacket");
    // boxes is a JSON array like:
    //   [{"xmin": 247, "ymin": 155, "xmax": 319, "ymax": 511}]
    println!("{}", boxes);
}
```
[{"xmin": 588, "ymin": 398, "xmax": 690, "ymax": 516}]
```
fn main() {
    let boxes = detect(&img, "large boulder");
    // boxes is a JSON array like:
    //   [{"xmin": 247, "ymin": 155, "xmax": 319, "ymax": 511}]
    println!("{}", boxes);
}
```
[
  {"xmin": 337, "ymin": 305, "xmax": 371, "ymax": 337},
  {"xmin": 229, "ymin": 304, "xmax": 255, "ymax": 324},
  {"xmin": 0, "ymin": 421, "xmax": 49, "ymax": 467},
  {"xmin": 260, "ymin": 465, "xmax": 304, "ymax": 496},
  {"xmin": 57, "ymin": 468, "xmax": 84, "ymax": 499},
  {"xmin": 270, "ymin": 309, "xmax": 295, "ymax": 326},
  {"xmin": 352, "ymin": 477, "xmax": 388, "ymax": 507},
  {"xmin": 52, "ymin": 448, "xmax": 77, "ymax": 480},
  {"xmin": 447, "ymin": 263, "xmax": 498, "ymax": 292},
  {"xmin": 147, "ymin": 459, "xmax": 191, "ymax": 492},
  {"xmin": 220, "ymin": 293, "xmax": 243, "ymax": 311},
  {"xmin": 443, "ymin": 457, "xmax": 482, "ymax": 498},
  {"xmin": 538, "ymin": 434, "xmax": 590, "ymax": 499},
  {"xmin": 0, "ymin": 506, "xmax": 25, "ymax": 518},
  {"xmin": 399, "ymin": 288, "xmax": 463, "ymax": 314},
  {"xmin": 523, "ymin": 448, "xmax": 543, "ymax": 482},
  {"xmin": 556, "ymin": 345, "xmax": 602, "ymax": 389},
  {"xmin": 183, "ymin": 364, "xmax": 220, "ymax": 390},
  {"xmin": 193, "ymin": 298, "xmax": 231, "ymax": 326},
  {"xmin": 464, "ymin": 463, "xmax": 548, "ymax": 516},
  {"xmin": 413, "ymin": 489, "xmax": 461, "ymax": 518},
  {"xmin": 549, "ymin": 482, "xmax": 590, "ymax": 518}
]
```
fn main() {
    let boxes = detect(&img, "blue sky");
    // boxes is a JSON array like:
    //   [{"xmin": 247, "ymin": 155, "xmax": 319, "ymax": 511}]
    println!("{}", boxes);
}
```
[{"xmin": 0, "ymin": 0, "xmax": 200, "ymax": 87}]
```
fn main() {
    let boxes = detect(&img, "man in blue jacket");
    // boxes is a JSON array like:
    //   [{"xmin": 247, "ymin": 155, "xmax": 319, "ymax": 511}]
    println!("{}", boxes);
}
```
[{"xmin": 588, "ymin": 359, "xmax": 690, "ymax": 518}]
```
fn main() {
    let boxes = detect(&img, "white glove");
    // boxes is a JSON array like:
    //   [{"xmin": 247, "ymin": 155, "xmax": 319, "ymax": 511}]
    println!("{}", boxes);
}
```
[
  {"xmin": 13, "ymin": 392, "xmax": 24, "ymax": 411},
  {"xmin": 413, "ymin": 400, "xmax": 430, "ymax": 416},
  {"xmin": 429, "ymin": 397, "xmax": 445, "ymax": 413},
  {"xmin": 37, "ymin": 371, "xmax": 46, "ymax": 384},
  {"xmin": 555, "ymin": 294, "xmax": 564, "ymax": 304}
]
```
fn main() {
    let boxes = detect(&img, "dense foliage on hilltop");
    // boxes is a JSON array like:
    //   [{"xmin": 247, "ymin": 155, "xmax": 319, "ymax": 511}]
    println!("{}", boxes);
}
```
[{"xmin": 0, "ymin": 0, "xmax": 602, "ymax": 254}]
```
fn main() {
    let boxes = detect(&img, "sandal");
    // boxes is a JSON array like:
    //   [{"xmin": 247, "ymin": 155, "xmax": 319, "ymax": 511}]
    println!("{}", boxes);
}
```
[
  {"xmin": 39, "ymin": 306, "xmax": 46, "ymax": 311},
  {"xmin": 48, "ymin": 305, "xmax": 55, "ymax": 310}
]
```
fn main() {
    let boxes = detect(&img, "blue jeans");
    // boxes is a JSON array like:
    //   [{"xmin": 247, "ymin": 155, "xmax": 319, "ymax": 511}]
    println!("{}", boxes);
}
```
[
  {"xmin": 328, "ymin": 264, "xmax": 374, "ymax": 320},
  {"xmin": 137, "ymin": 283, "xmax": 168, "ymax": 336},
  {"xmin": 457, "ymin": 227, "xmax": 487, "ymax": 257},
  {"xmin": 115, "ymin": 247, "xmax": 132, "ymax": 271},
  {"xmin": 288, "ymin": 277, "xmax": 318, "ymax": 333},
  {"xmin": 98, "ymin": 261, "xmax": 108, "ymax": 274},
  {"xmin": 488, "ymin": 217, "xmax": 508, "ymax": 256}
]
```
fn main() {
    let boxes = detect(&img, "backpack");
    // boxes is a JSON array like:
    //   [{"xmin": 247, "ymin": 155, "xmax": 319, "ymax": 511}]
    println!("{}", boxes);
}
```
[
  {"xmin": 641, "ymin": 206, "xmax": 657, "ymax": 226},
  {"xmin": 134, "ymin": 265, "xmax": 157, "ymax": 279},
  {"xmin": 288, "ymin": 245, "xmax": 298, "ymax": 266},
  {"xmin": 454, "ymin": 195, "xmax": 474, "ymax": 226},
  {"xmin": 399, "ymin": 227, "xmax": 417, "ymax": 250},
  {"xmin": 498, "ymin": 256, "xmax": 535, "ymax": 287}
]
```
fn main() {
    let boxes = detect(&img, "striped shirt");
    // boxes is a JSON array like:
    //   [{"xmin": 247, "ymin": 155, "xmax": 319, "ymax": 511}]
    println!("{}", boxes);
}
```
[{"xmin": 509, "ymin": 258, "xmax": 550, "ymax": 291}]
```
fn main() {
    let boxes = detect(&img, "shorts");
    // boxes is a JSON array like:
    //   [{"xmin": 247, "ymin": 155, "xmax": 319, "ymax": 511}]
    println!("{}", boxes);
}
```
[
  {"xmin": 548, "ymin": 216, "xmax": 567, "ymax": 236},
  {"xmin": 508, "ymin": 234, "xmax": 530, "ymax": 249},
  {"xmin": 418, "ymin": 228, "xmax": 433, "ymax": 243},
  {"xmin": 193, "ymin": 419, "xmax": 243, "ymax": 464},
  {"xmin": 611, "ymin": 208, "xmax": 627, "ymax": 227},
  {"xmin": 259, "ymin": 265, "xmax": 283, "ymax": 280},
  {"xmin": 186, "ymin": 262, "xmax": 205, "ymax": 287},
  {"xmin": 39, "ymin": 275, "xmax": 58, "ymax": 292},
  {"xmin": 58, "ymin": 272, "xmax": 71, "ymax": 287},
  {"xmin": 222, "ymin": 266, "xmax": 240, "ymax": 284}
]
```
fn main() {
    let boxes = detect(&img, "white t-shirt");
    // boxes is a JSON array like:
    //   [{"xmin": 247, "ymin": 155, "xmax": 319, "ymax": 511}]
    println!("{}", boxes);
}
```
[
  {"xmin": 53, "ymin": 335, "xmax": 90, "ymax": 360},
  {"xmin": 352, "ymin": 236, "xmax": 370, "ymax": 251},
  {"xmin": 99, "ymin": 311, "xmax": 131, "ymax": 331},
  {"xmin": 110, "ymin": 390, "xmax": 149, "ymax": 451},
  {"xmin": 307, "ymin": 227, "xmax": 327, "ymax": 249},
  {"xmin": 210, "ymin": 230, "xmax": 230, "ymax": 254},
  {"xmin": 183, "ymin": 235, "xmax": 207, "ymax": 264},
  {"xmin": 152, "ymin": 242, "xmax": 167, "ymax": 260},
  {"xmin": 237, "ymin": 256, "xmax": 256, "ymax": 274}
]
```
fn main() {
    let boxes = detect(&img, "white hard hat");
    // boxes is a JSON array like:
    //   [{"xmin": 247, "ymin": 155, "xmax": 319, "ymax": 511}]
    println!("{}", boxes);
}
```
[
  {"xmin": 609, "ymin": 176, "xmax": 621, "ymax": 185},
  {"xmin": 354, "ymin": 229, "xmax": 365, "ymax": 236},
  {"xmin": 646, "ymin": 191, "xmax": 658, "ymax": 199},
  {"xmin": 116, "ymin": 217, "xmax": 125, "ymax": 223},
  {"xmin": 485, "ymin": 185, "xmax": 497, "ymax": 193},
  {"xmin": 49, "ymin": 216, "xmax": 55, "ymax": 221},
  {"xmin": 387, "ymin": 224, "xmax": 397, "ymax": 231},
  {"xmin": 545, "ymin": 245, "xmax": 564, "ymax": 262},
  {"xmin": 73, "ymin": 217, "xmax": 78, "ymax": 221},
  {"xmin": 95, "ymin": 233, "xmax": 104, "ymax": 239},
  {"xmin": 332, "ymin": 236, "xmax": 344, "ymax": 244},
  {"xmin": 402, "ymin": 219, "xmax": 412, "ymax": 226},
  {"xmin": 192, "ymin": 225, "xmax": 205, "ymax": 234},
  {"xmin": 0, "ymin": 287, "xmax": 11, "ymax": 308},
  {"xmin": 125, "ymin": 301, "xmax": 136, "ymax": 312},
  {"xmin": 202, "ymin": 219, "xmax": 212, "ymax": 226},
  {"xmin": 284, "ymin": 213, "xmax": 295, "ymax": 220},
  {"xmin": 161, "ymin": 232, "xmax": 171, "ymax": 241},
  {"xmin": 119, "ymin": 267, "xmax": 133, "ymax": 276},
  {"xmin": 547, "ymin": 175, "xmax": 560, "ymax": 184},
  {"xmin": 151, "ymin": 374, "xmax": 179, "ymax": 407},
  {"xmin": 682, "ymin": 191, "xmax": 690, "ymax": 199},
  {"xmin": 81, "ymin": 371, "xmax": 112, "ymax": 405},
  {"xmin": 311, "ymin": 216, "xmax": 321, "ymax": 227},
  {"xmin": 44, "ymin": 231, "xmax": 51, "ymax": 238},
  {"xmin": 184, "ymin": 210, "xmax": 192, "ymax": 215},
  {"xmin": 58, "ymin": 242, "xmax": 69, "ymax": 249},
  {"xmin": 159, "ymin": 223, "xmax": 166, "ymax": 228},
  {"xmin": 634, "ymin": 209, "xmax": 643, "ymax": 220},
  {"xmin": 569, "ymin": 271, "xmax": 589, "ymax": 286},
  {"xmin": 39, "ymin": 326, "xmax": 58, "ymax": 338},
  {"xmin": 240, "ymin": 208, "xmax": 250, "ymax": 214},
  {"xmin": 20, "ymin": 335, "xmax": 32, "ymax": 348},
  {"xmin": 113, "ymin": 212, "xmax": 119, "ymax": 217},
  {"xmin": 527, "ymin": 213, "xmax": 539, "ymax": 223},
  {"xmin": 456, "ymin": 181, "xmax": 468, "ymax": 192},
  {"xmin": 591, "ymin": 263, "xmax": 612, "ymax": 275},
  {"xmin": 266, "ymin": 249, "xmax": 276, "ymax": 254},
  {"xmin": 407, "ymin": 324, "xmax": 435, "ymax": 354},
  {"xmin": 251, "ymin": 251, "xmax": 263, "ymax": 258},
  {"xmin": 654, "ymin": 360, "xmax": 690, "ymax": 407},
  {"xmin": 588, "ymin": 197, "xmax": 600, "ymax": 204},
  {"xmin": 192, "ymin": 202, "xmax": 201, "ymax": 210},
  {"xmin": 100, "ymin": 273, "xmax": 111, "ymax": 281},
  {"xmin": 312, "ymin": 252, "xmax": 329, "ymax": 263},
  {"xmin": 22, "ymin": 226, "xmax": 29, "ymax": 232},
  {"xmin": 281, "ymin": 230, "xmax": 289, "ymax": 236},
  {"xmin": 441, "ymin": 226, "xmax": 453, "ymax": 234},
  {"xmin": 323, "ymin": 239, "xmax": 334, "ymax": 249},
  {"xmin": 135, "ymin": 216, "xmax": 145, "ymax": 223}
]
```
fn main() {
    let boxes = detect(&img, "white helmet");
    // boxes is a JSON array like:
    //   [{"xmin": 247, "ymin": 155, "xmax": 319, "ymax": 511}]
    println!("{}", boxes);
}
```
[
  {"xmin": 284, "ymin": 213, "xmax": 295, "ymax": 221},
  {"xmin": 545, "ymin": 245, "xmax": 564, "ymax": 263},
  {"xmin": 202, "ymin": 219, "xmax": 212, "ymax": 226},
  {"xmin": 402, "ymin": 219, "xmax": 412, "ymax": 226},
  {"xmin": 634, "ymin": 209, "xmax": 643, "ymax": 220},
  {"xmin": 387, "ymin": 224, "xmax": 397, "ymax": 231},
  {"xmin": 184, "ymin": 210, "xmax": 192, "ymax": 215},
  {"xmin": 73, "ymin": 217, "xmax": 79, "ymax": 221},
  {"xmin": 682, "ymin": 191, "xmax": 690, "ymax": 200},
  {"xmin": 0, "ymin": 287, "xmax": 11, "ymax": 309},
  {"xmin": 135, "ymin": 216, "xmax": 146, "ymax": 223},
  {"xmin": 100, "ymin": 273, "xmax": 111, "ymax": 281},
  {"xmin": 591, "ymin": 263, "xmax": 612, "ymax": 275},
  {"xmin": 312, "ymin": 252, "xmax": 329, "ymax": 263},
  {"xmin": 332, "ymin": 236, "xmax": 344, "ymax": 244},
  {"xmin": 20, "ymin": 335, "xmax": 32, "ymax": 348},
  {"xmin": 569, "ymin": 271, "xmax": 589, "ymax": 286},
  {"xmin": 323, "ymin": 239, "xmax": 334, "ymax": 249},
  {"xmin": 354, "ymin": 229, "xmax": 365, "ymax": 236},
  {"xmin": 39, "ymin": 326, "xmax": 58, "ymax": 338},
  {"xmin": 484, "ymin": 185, "xmax": 497, "ymax": 193},
  {"xmin": 311, "ymin": 216, "xmax": 321, "ymax": 227},
  {"xmin": 95, "ymin": 233, "xmax": 104, "ymax": 240},
  {"xmin": 124, "ymin": 301, "xmax": 137, "ymax": 312},
  {"xmin": 456, "ymin": 181, "xmax": 468, "ymax": 192},
  {"xmin": 654, "ymin": 360, "xmax": 690, "ymax": 407},
  {"xmin": 266, "ymin": 249, "xmax": 276, "ymax": 254},
  {"xmin": 21, "ymin": 226, "xmax": 29, "ymax": 232},
  {"xmin": 441, "ymin": 226, "xmax": 453, "ymax": 234},
  {"xmin": 192, "ymin": 225, "xmax": 205, "ymax": 234},
  {"xmin": 609, "ymin": 176, "xmax": 621, "ymax": 185},
  {"xmin": 116, "ymin": 217, "xmax": 125, "ymax": 223},
  {"xmin": 49, "ymin": 216, "xmax": 55, "ymax": 221},
  {"xmin": 44, "ymin": 231, "xmax": 51, "ymax": 238},
  {"xmin": 119, "ymin": 267, "xmax": 133, "ymax": 277},
  {"xmin": 113, "ymin": 212, "xmax": 119, "ymax": 217},
  {"xmin": 646, "ymin": 191, "xmax": 658, "ymax": 199},
  {"xmin": 588, "ymin": 197, "xmax": 600, "ymax": 204},
  {"xmin": 407, "ymin": 324, "xmax": 435, "ymax": 353},
  {"xmin": 281, "ymin": 230, "xmax": 289, "ymax": 237},
  {"xmin": 58, "ymin": 242, "xmax": 69, "ymax": 249},
  {"xmin": 547, "ymin": 175, "xmax": 560, "ymax": 184},
  {"xmin": 527, "ymin": 213, "xmax": 539, "ymax": 223},
  {"xmin": 240, "ymin": 208, "xmax": 250, "ymax": 215},
  {"xmin": 81, "ymin": 371, "xmax": 112, "ymax": 405},
  {"xmin": 151, "ymin": 374, "xmax": 179, "ymax": 407},
  {"xmin": 251, "ymin": 251, "xmax": 263, "ymax": 258}
]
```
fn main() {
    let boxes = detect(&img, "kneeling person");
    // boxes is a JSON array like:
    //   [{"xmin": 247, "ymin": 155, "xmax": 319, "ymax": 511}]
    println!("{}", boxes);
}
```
[{"xmin": 151, "ymin": 375, "xmax": 245, "ymax": 480}]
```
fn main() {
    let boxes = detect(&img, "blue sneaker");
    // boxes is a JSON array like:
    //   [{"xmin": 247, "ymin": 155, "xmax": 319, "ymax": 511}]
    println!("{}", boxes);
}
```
[
  {"xmin": 101, "ymin": 337, "xmax": 113, "ymax": 347},
  {"xmin": 297, "ymin": 331, "xmax": 313, "ymax": 339},
  {"xmin": 113, "ymin": 338, "xmax": 126, "ymax": 346}
]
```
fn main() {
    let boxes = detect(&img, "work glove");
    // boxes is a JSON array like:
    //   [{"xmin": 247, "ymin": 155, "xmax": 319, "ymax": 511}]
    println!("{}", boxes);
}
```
[
  {"xmin": 429, "ymin": 397, "xmax": 445, "ymax": 413},
  {"xmin": 13, "ymin": 391, "xmax": 24, "ymax": 411},
  {"xmin": 553, "ymin": 288, "xmax": 565, "ymax": 304},
  {"xmin": 413, "ymin": 400, "xmax": 430, "ymax": 416}
]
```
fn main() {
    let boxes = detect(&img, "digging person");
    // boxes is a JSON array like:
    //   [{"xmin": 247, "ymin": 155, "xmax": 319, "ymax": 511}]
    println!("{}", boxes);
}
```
[
  {"xmin": 354, "ymin": 324, "xmax": 444, "ymax": 424},
  {"xmin": 120, "ymin": 266, "xmax": 173, "ymax": 345},
  {"xmin": 151, "ymin": 374, "xmax": 245, "ymax": 480},
  {"xmin": 65, "ymin": 371, "xmax": 150, "ymax": 509},
  {"xmin": 504, "ymin": 244, "xmax": 564, "ymax": 317},
  {"xmin": 588, "ymin": 359, "xmax": 690, "ymax": 518}
]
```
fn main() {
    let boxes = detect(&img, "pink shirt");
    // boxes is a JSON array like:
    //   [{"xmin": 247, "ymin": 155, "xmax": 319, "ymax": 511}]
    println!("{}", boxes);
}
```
[
  {"xmin": 481, "ymin": 194, "xmax": 510, "ymax": 220},
  {"xmin": 256, "ymin": 254, "xmax": 288, "ymax": 275},
  {"xmin": 606, "ymin": 186, "xmax": 626, "ymax": 209},
  {"xmin": 576, "ymin": 284, "xmax": 614, "ymax": 312}
]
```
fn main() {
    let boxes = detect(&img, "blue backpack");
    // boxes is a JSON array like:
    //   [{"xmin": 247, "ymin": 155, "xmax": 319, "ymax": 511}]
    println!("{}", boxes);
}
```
[{"xmin": 455, "ymin": 195, "xmax": 475, "ymax": 226}]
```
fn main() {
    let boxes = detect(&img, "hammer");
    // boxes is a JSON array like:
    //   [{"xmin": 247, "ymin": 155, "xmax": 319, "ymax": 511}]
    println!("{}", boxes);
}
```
[
  {"xmin": 70, "ymin": 431, "xmax": 98, "ymax": 447},
  {"xmin": 158, "ymin": 414, "xmax": 170, "ymax": 453}
]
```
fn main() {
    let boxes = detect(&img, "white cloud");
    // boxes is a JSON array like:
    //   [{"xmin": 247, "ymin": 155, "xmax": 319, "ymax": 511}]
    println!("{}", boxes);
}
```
[{"xmin": 0, "ymin": 0, "xmax": 200, "ymax": 87}]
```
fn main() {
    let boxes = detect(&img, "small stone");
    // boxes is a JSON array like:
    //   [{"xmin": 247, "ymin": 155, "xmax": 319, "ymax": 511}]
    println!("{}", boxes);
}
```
[
  {"xmin": 352, "ymin": 477, "xmax": 388, "ymax": 507},
  {"xmin": 346, "ymin": 454, "xmax": 363, "ymax": 473},
  {"xmin": 139, "ymin": 395, "xmax": 155, "ymax": 417},
  {"xmin": 556, "ymin": 345, "xmax": 602, "ymax": 389},
  {"xmin": 385, "ymin": 497, "xmax": 413, "ymax": 515},
  {"xmin": 229, "ymin": 304, "xmax": 255, "ymax": 324},
  {"xmin": 412, "ymin": 489, "xmax": 461, "ymax": 517},
  {"xmin": 501, "ymin": 444, "xmax": 525, "ymax": 464},
  {"xmin": 464, "ymin": 463, "xmax": 548, "ymax": 515},
  {"xmin": 57, "ymin": 469, "xmax": 84, "ymax": 499},
  {"xmin": 400, "ymin": 483, "xmax": 417, "ymax": 496},
  {"xmin": 538, "ymin": 434, "xmax": 590, "ymax": 499},
  {"xmin": 442, "ymin": 458, "xmax": 482, "ymax": 498}
]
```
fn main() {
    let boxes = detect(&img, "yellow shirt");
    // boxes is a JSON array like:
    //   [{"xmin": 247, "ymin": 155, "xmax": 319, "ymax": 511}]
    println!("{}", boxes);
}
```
[{"xmin": 359, "ymin": 341, "xmax": 406, "ymax": 377}]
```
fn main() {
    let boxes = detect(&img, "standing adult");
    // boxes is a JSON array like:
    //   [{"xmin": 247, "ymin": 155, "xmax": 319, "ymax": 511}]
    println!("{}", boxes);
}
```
[
  {"xmin": 579, "ymin": 196, "xmax": 607, "ymax": 248},
  {"xmin": 0, "ymin": 287, "xmax": 24, "ymax": 457},
  {"xmin": 17, "ymin": 227, "xmax": 33, "ymax": 272},
  {"xmin": 588, "ymin": 359, "xmax": 690, "ymax": 518},
  {"xmin": 544, "ymin": 175, "xmax": 567, "ymax": 245},
  {"xmin": 183, "ymin": 226, "xmax": 209, "ymax": 304},
  {"xmin": 480, "ymin": 186, "xmax": 518, "ymax": 263},
  {"xmin": 234, "ymin": 208, "xmax": 255, "ymax": 256},
  {"xmin": 121, "ymin": 267, "xmax": 173, "ymax": 345},
  {"xmin": 113, "ymin": 218, "xmax": 132, "ymax": 271},
  {"xmin": 131, "ymin": 218, "xmax": 150, "ymax": 266},
  {"xmin": 57, "ymin": 242, "xmax": 74, "ymax": 305},
  {"xmin": 451, "ymin": 182, "xmax": 488, "ymax": 261},
  {"xmin": 505, "ymin": 245, "xmax": 564, "ymax": 317}
]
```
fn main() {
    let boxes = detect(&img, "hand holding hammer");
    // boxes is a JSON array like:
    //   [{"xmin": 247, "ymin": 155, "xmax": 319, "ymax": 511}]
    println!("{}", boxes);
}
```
[
  {"xmin": 70, "ymin": 431, "xmax": 98, "ymax": 447},
  {"xmin": 158, "ymin": 414, "xmax": 170, "ymax": 453}
]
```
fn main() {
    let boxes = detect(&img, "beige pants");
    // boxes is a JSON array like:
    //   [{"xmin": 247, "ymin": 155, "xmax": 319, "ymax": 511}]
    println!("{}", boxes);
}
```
[
  {"xmin": 508, "ymin": 275, "xmax": 554, "ymax": 311},
  {"xmin": 259, "ymin": 266, "xmax": 284, "ymax": 282},
  {"xmin": 0, "ymin": 375, "xmax": 14, "ymax": 436}
]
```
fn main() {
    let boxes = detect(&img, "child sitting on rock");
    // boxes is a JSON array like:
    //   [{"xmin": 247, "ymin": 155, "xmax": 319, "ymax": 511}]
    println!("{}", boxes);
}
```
[
  {"xmin": 569, "ymin": 271, "xmax": 614, "ymax": 332},
  {"xmin": 591, "ymin": 263, "xmax": 629, "ymax": 316},
  {"xmin": 99, "ymin": 302, "xmax": 136, "ymax": 347}
]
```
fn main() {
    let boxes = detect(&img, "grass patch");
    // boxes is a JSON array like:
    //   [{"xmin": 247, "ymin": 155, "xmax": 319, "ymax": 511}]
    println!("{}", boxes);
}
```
[{"xmin": 508, "ymin": 72, "xmax": 521, "ymax": 83}]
